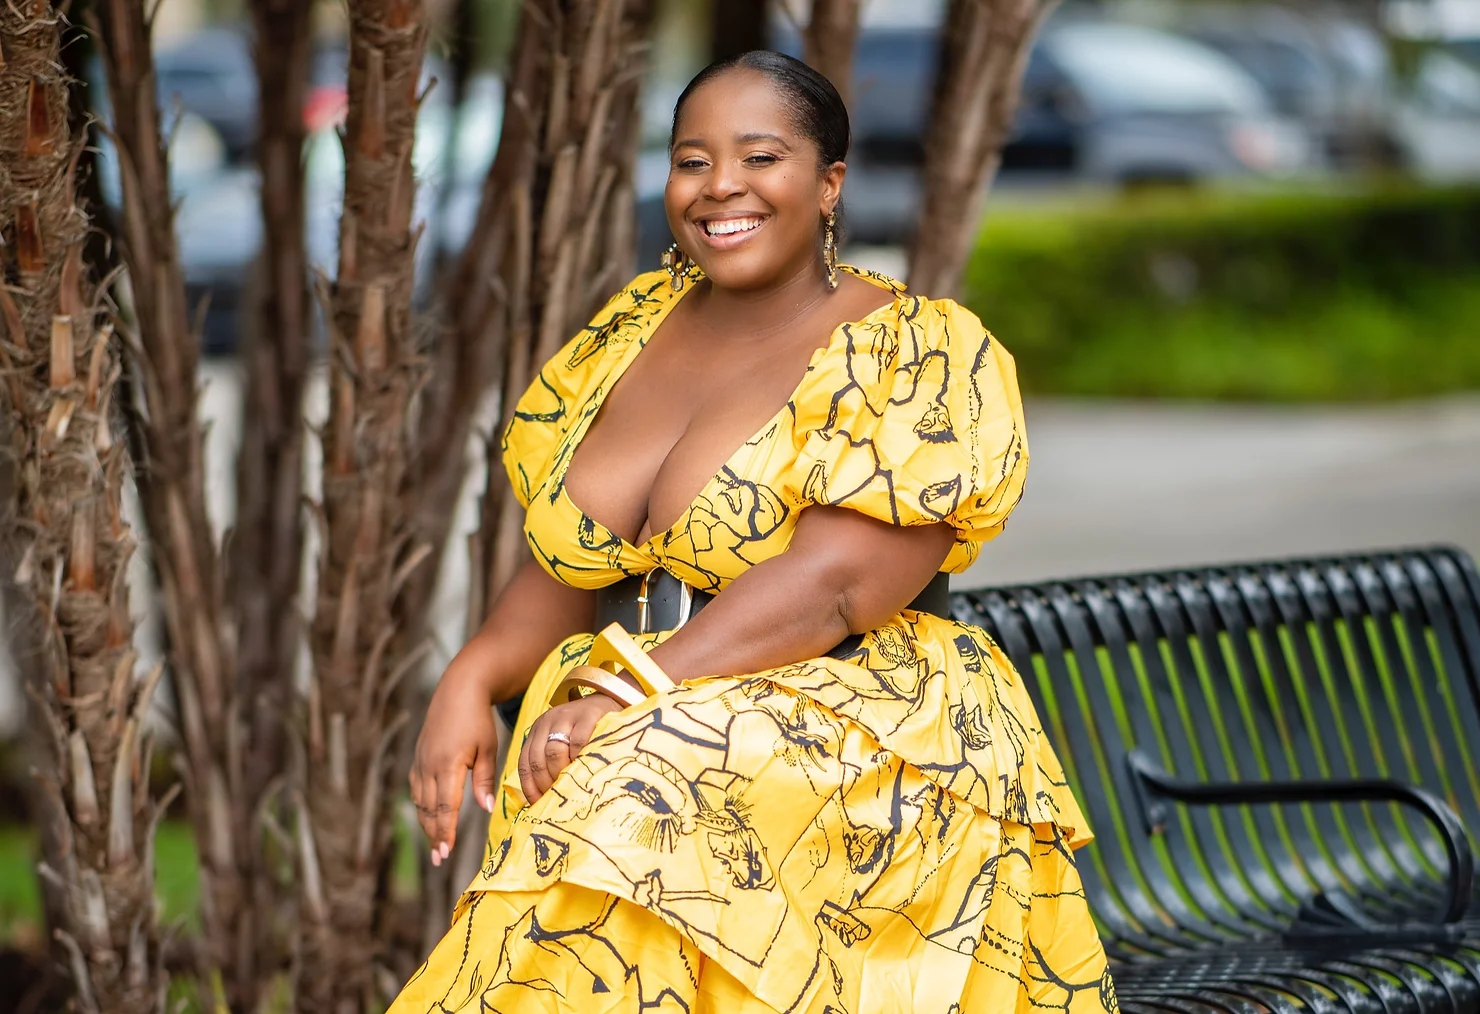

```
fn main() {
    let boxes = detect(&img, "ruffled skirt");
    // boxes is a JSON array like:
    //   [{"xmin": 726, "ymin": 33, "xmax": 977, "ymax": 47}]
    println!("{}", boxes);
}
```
[{"xmin": 388, "ymin": 612, "xmax": 1114, "ymax": 1014}]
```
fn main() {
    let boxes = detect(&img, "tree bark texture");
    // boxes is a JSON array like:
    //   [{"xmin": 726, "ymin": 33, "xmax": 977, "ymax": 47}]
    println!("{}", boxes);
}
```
[
  {"xmin": 406, "ymin": 0, "xmax": 655, "ymax": 641},
  {"xmin": 296, "ymin": 1, "xmax": 429, "ymax": 1009},
  {"xmin": 0, "ymin": 5, "xmax": 165, "ymax": 1011},
  {"xmin": 710, "ymin": 0, "xmax": 768, "ymax": 63},
  {"xmin": 802, "ymin": 0, "xmax": 861, "ymax": 106},
  {"xmin": 89, "ymin": 1, "xmax": 260, "ymax": 1006},
  {"xmin": 906, "ymin": 0, "xmax": 1056, "ymax": 299},
  {"xmin": 468, "ymin": 0, "xmax": 655, "ymax": 617},
  {"xmin": 214, "ymin": 1, "xmax": 316, "ymax": 1007},
  {"xmin": 399, "ymin": 0, "xmax": 654, "ymax": 945}
]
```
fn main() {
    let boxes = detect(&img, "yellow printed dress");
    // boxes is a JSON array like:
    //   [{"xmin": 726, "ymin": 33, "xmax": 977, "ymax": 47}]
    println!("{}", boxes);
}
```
[{"xmin": 389, "ymin": 266, "xmax": 1115, "ymax": 1014}]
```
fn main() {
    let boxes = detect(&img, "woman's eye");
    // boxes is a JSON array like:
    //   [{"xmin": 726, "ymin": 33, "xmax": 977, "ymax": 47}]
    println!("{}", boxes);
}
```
[
  {"xmin": 675, "ymin": 158, "xmax": 707, "ymax": 170},
  {"xmin": 745, "ymin": 153, "xmax": 778, "ymax": 165}
]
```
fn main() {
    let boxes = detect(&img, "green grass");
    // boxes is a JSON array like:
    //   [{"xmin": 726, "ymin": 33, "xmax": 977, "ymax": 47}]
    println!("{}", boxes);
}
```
[
  {"xmin": 1, "ymin": 804, "xmax": 428, "ymax": 949},
  {"xmin": 0, "ymin": 827, "xmax": 41, "ymax": 943},
  {"xmin": 0, "ymin": 822, "xmax": 202, "ymax": 943}
]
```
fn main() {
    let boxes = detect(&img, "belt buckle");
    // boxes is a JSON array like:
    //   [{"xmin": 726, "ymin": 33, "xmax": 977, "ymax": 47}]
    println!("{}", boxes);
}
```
[
  {"xmin": 636, "ymin": 572, "xmax": 652, "ymax": 634},
  {"xmin": 636, "ymin": 570, "xmax": 695, "ymax": 634}
]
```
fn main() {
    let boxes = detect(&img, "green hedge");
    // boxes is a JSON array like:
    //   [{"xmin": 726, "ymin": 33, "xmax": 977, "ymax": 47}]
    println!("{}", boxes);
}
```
[{"xmin": 962, "ymin": 186, "xmax": 1480, "ymax": 400}]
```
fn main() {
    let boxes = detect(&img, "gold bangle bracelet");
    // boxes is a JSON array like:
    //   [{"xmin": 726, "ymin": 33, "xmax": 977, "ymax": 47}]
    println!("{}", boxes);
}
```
[
  {"xmin": 550, "ymin": 665, "xmax": 647, "ymax": 710},
  {"xmin": 586, "ymin": 623, "xmax": 677, "ymax": 697}
]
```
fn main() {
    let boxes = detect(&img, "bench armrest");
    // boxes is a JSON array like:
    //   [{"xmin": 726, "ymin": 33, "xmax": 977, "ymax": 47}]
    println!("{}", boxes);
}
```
[{"xmin": 1125, "ymin": 748, "xmax": 1475, "ymax": 926}]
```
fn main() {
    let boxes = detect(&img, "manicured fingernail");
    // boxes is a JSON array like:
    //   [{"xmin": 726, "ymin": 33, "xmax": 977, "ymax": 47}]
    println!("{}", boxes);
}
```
[
  {"xmin": 483, "ymin": 794, "xmax": 495, "ymax": 813},
  {"xmin": 440, "ymin": 841, "xmax": 450, "ymax": 860},
  {"xmin": 430, "ymin": 849, "xmax": 441, "ymax": 868}
]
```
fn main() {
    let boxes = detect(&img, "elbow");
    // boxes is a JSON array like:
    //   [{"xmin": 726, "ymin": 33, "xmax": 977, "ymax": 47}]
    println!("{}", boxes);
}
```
[
  {"xmin": 827, "ymin": 572, "xmax": 868, "ymax": 640},
  {"xmin": 797, "ymin": 553, "xmax": 860, "ymax": 642},
  {"xmin": 795, "ymin": 543, "xmax": 889, "ymax": 641}
]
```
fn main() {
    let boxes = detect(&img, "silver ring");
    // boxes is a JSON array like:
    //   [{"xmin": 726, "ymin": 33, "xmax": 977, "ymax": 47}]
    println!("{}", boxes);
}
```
[{"xmin": 546, "ymin": 731, "xmax": 571, "ymax": 746}]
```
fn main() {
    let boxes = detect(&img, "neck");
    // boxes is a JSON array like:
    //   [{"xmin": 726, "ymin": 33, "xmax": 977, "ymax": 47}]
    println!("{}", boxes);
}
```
[{"xmin": 696, "ymin": 259, "xmax": 834, "ymax": 338}]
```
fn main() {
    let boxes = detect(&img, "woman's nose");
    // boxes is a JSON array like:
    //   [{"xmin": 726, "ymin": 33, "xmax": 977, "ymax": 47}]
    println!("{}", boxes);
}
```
[{"xmin": 703, "ymin": 159, "xmax": 747, "ymax": 200}]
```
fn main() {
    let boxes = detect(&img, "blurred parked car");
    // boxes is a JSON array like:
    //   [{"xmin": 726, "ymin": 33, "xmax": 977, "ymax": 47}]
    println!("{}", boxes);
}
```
[
  {"xmin": 154, "ymin": 27, "xmax": 259, "ymax": 165},
  {"xmin": 94, "ymin": 29, "xmax": 486, "ymax": 354},
  {"xmin": 1029, "ymin": 22, "xmax": 1314, "ymax": 183},
  {"xmin": 1176, "ymin": 4, "xmax": 1403, "ymax": 170},
  {"xmin": 730, "ymin": 17, "xmax": 1316, "ymax": 245},
  {"xmin": 1393, "ymin": 47, "xmax": 1480, "ymax": 182}
]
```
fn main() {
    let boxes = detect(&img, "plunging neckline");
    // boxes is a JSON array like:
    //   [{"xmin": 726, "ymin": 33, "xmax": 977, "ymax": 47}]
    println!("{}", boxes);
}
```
[{"xmin": 557, "ymin": 266, "xmax": 904, "ymax": 554}]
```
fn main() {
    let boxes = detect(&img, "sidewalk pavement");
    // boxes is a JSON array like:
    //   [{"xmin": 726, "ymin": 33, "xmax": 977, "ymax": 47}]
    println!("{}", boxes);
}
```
[{"xmin": 963, "ymin": 395, "xmax": 1480, "ymax": 587}]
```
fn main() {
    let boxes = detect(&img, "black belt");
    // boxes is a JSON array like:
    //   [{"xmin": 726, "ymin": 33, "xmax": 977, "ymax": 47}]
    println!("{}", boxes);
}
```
[
  {"xmin": 595, "ymin": 568, "xmax": 951, "ymax": 637},
  {"xmin": 495, "ymin": 571, "xmax": 951, "ymax": 729}
]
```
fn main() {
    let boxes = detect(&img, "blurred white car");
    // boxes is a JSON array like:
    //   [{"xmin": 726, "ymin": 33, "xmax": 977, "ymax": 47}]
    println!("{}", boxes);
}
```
[{"xmin": 1394, "ymin": 49, "xmax": 1480, "ymax": 182}]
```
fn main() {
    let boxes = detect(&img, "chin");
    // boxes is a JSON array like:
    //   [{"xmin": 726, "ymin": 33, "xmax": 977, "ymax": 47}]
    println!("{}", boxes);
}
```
[{"xmin": 693, "ymin": 247, "xmax": 781, "ymax": 292}]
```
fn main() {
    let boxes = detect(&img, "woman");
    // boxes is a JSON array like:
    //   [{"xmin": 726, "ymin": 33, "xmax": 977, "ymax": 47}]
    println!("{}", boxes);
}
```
[{"xmin": 393, "ymin": 51, "xmax": 1113, "ymax": 1014}]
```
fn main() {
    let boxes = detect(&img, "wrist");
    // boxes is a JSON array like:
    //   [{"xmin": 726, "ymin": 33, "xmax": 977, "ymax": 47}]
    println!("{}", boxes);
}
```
[
  {"xmin": 551, "ymin": 664, "xmax": 647, "ymax": 710},
  {"xmin": 443, "ymin": 635, "xmax": 512, "ymax": 700},
  {"xmin": 644, "ymin": 642, "xmax": 687, "ymax": 686}
]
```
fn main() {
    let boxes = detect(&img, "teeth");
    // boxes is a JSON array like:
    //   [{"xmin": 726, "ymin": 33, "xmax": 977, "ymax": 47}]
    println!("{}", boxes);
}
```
[{"xmin": 704, "ymin": 217, "xmax": 762, "ymax": 236}]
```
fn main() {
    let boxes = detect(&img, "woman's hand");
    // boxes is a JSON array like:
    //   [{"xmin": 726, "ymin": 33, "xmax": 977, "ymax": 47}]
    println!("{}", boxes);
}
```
[
  {"xmin": 406, "ymin": 559, "xmax": 597, "ymax": 864},
  {"xmin": 409, "ymin": 663, "xmax": 501, "ymax": 866},
  {"xmin": 519, "ymin": 694, "xmax": 623, "ymax": 804}
]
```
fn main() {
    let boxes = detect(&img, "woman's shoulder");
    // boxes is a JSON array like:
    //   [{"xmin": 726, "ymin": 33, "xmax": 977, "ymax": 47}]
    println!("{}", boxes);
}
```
[
  {"xmin": 795, "ymin": 268, "xmax": 1020, "ymax": 444},
  {"xmin": 545, "ymin": 270, "xmax": 677, "ymax": 376},
  {"xmin": 830, "ymin": 266, "xmax": 998, "ymax": 365},
  {"xmin": 593, "ymin": 269, "xmax": 679, "ymax": 327}
]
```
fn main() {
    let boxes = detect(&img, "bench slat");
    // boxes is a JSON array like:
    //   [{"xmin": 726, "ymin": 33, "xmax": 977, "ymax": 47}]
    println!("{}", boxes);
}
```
[{"xmin": 956, "ymin": 545, "xmax": 1480, "ymax": 1012}]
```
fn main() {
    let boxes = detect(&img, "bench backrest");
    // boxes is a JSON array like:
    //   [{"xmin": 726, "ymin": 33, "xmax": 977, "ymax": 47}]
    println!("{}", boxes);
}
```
[{"xmin": 951, "ymin": 546, "xmax": 1480, "ymax": 955}]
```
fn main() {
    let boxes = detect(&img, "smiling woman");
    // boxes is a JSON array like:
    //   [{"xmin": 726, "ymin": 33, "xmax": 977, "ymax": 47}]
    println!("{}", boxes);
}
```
[{"xmin": 390, "ymin": 51, "xmax": 1113, "ymax": 1014}]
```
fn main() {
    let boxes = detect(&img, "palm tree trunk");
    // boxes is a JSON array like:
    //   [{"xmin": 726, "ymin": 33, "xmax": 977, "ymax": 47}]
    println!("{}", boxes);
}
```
[
  {"xmin": 295, "ymin": 1, "xmax": 429, "ymax": 1009},
  {"xmin": 403, "ymin": 0, "xmax": 655, "ymax": 659},
  {"xmin": 480, "ymin": 0, "xmax": 655, "ymax": 620},
  {"xmin": 398, "ymin": 0, "xmax": 655, "ymax": 942},
  {"xmin": 216, "ymin": 1, "xmax": 316, "ymax": 1007},
  {"xmin": 710, "ymin": 0, "xmax": 768, "ymax": 62},
  {"xmin": 88, "ymin": 0, "xmax": 253, "ymax": 1006},
  {"xmin": 429, "ymin": 0, "xmax": 476, "ymax": 277},
  {"xmin": 907, "ymin": 0, "xmax": 1056, "ymax": 298},
  {"xmin": 0, "ymin": 5, "xmax": 164, "ymax": 1010},
  {"xmin": 802, "ymin": 0, "xmax": 861, "ymax": 105}
]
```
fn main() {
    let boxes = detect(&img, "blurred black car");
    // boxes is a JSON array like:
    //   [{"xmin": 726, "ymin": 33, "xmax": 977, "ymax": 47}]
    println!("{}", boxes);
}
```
[
  {"xmin": 648, "ymin": 17, "xmax": 1315, "ymax": 247},
  {"xmin": 93, "ymin": 31, "xmax": 467, "ymax": 355},
  {"xmin": 154, "ymin": 27, "xmax": 259, "ymax": 165}
]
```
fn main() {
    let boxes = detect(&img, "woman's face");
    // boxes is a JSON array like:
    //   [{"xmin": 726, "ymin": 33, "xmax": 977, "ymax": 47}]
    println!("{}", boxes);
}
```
[{"xmin": 666, "ymin": 68, "xmax": 844, "ymax": 293}]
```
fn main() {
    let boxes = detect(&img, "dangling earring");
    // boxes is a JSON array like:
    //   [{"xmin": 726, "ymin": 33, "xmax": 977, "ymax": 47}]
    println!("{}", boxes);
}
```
[
  {"xmin": 662, "ymin": 242, "xmax": 689, "ymax": 291},
  {"xmin": 823, "ymin": 211, "xmax": 839, "ymax": 290}
]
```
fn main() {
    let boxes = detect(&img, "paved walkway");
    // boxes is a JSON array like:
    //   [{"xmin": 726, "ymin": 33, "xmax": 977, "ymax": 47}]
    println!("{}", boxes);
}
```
[
  {"xmin": 3, "ymin": 366, "xmax": 1477, "ymax": 731},
  {"xmin": 962, "ymin": 395, "xmax": 1480, "ymax": 587}
]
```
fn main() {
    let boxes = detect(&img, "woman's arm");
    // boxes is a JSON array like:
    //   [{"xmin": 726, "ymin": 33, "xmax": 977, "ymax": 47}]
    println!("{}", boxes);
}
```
[
  {"xmin": 449, "ymin": 557, "xmax": 596, "ymax": 704},
  {"xmin": 411, "ymin": 556, "xmax": 594, "ymax": 858},
  {"xmin": 518, "ymin": 507, "xmax": 954, "ymax": 802},
  {"xmin": 649, "ymin": 505, "xmax": 954, "ymax": 681}
]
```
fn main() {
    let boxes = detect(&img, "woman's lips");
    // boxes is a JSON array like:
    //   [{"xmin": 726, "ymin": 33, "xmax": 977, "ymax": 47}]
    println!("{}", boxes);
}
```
[{"xmin": 695, "ymin": 215, "xmax": 768, "ymax": 251}]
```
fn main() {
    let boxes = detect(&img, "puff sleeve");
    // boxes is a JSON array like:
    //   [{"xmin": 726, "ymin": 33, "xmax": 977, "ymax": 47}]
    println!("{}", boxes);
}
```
[
  {"xmin": 500, "ymin": 272, "xmax": 670, "ymax": 508},
  {"xmin": 789, "ymin": 295, "xmax": 1029, "ymax": 573}
]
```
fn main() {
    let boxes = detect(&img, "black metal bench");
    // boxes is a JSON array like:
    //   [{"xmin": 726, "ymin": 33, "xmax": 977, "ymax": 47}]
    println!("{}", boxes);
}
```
[{"xmin": 951, "ymin": 546, "xmax": 1480, "ymax": 1014}]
